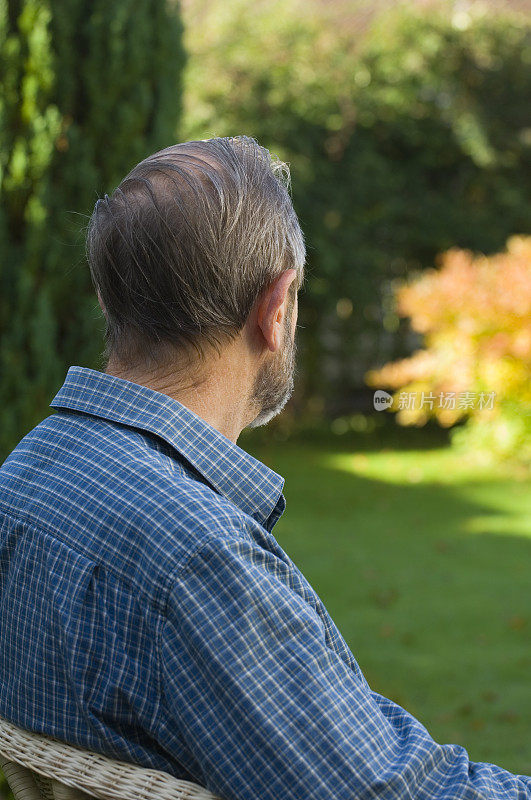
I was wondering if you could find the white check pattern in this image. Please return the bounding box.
[0,366,529,799]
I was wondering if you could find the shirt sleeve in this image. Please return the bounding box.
[158,532,531,800]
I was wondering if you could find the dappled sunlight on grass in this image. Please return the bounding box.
[321,447,528,486]
[462,512,531,539]
[319,446,531,540]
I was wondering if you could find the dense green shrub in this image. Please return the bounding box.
[183,0,531,415]
[0,0,185,459]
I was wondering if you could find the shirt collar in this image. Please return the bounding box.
[50,366,286,532]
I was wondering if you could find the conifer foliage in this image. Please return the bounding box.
[0,0,185,458]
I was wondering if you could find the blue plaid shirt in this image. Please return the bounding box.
[0,365,529,799]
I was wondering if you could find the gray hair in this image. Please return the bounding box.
[86,136,306,368]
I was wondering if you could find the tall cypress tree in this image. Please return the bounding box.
[0,0,185,459]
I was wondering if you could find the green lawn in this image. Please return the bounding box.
[242,427,531,776]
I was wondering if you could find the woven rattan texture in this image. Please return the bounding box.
[0,716,221,800]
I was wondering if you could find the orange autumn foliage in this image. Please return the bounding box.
[366,236,531,429]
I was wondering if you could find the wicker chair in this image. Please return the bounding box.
[0,716,220,800]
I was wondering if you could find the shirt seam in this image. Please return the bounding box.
[155,523,252,724]
[0,500,168,613]
[161,520,252,613]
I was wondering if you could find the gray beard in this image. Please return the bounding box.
[246,305,297,429]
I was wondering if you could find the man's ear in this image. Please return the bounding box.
[256,269,298,353]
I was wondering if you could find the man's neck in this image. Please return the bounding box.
[104,352,256,444]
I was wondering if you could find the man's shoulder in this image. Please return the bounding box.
[0,409,256,607]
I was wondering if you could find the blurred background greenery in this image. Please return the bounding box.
[1,0,530,789]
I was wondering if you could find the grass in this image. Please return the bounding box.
[242,426,531,776]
